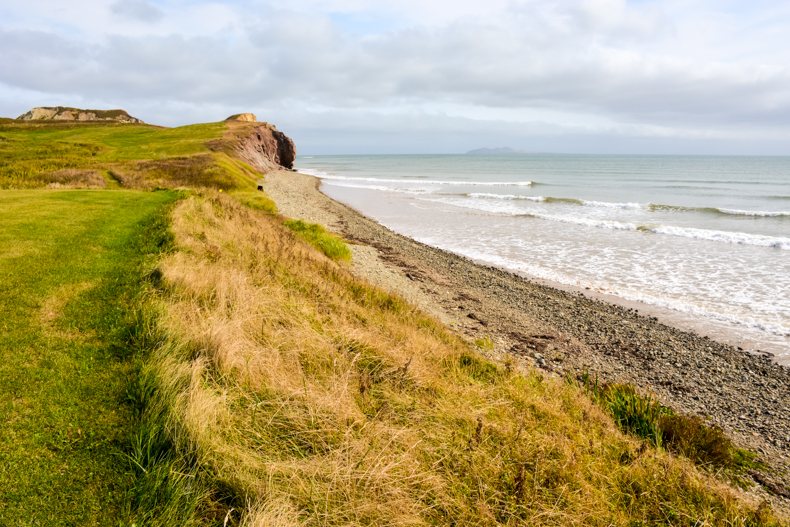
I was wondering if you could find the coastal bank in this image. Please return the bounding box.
[262,168,790,504]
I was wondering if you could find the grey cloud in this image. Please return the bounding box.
[3,17,789,131]
[2,2,790,154]
[111,0,164,22]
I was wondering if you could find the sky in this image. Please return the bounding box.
[1,0,790,154]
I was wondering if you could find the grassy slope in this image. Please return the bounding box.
[0,190,177,525]
[0,121,258,189]
[147,192,780,526]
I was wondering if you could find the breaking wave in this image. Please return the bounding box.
[439,198,790,250]
[465,192,788,217]
[515,212,790,249]
[648,204,790,217]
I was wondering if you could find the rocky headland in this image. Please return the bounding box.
[17,106,143,123]
[223,113,296,171]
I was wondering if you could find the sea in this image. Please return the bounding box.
[295,154,790,364]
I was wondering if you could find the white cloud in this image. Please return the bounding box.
[1,0,790,153]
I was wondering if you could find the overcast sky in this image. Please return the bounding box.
[2,0,790,154]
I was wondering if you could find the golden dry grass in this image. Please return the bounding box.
[43,168,107,188]
[147,191,780,526]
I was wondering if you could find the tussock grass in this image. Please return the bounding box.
[43,168,107,188]
[141,191,780,525]
[284,219,352,262]
[231,190,279,214]
[580,376,763,478]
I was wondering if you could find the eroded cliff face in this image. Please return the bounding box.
[230,122,296,172]
[17,106,143,123]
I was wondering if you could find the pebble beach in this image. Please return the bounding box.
[262,169,790,505]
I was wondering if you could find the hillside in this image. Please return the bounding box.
[0,115,784,526]
[17,106,144,123]
[0,115,295,189]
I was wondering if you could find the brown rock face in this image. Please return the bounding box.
[17,106,143,123]
[230,123,296,171]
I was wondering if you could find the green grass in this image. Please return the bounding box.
[0,189,178,525]
[579,376,762,477]
[232,190,279,214]
[0,121,233,189]
[283,219,352,262]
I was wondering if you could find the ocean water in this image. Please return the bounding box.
[296,154,790,363]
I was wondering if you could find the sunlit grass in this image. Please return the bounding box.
[0,121,235,189]
[138,191,780,525]
[284,218,353,262]
[0,189,177,525]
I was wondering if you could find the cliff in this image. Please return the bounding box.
[17,106,143,124]
[223,117,295,171]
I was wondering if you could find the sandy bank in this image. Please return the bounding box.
[262,169,790,503]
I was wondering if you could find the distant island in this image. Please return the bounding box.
[466,147,523,155]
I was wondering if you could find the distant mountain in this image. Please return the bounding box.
[466,147,522,155]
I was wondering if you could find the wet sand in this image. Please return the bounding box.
[262,169,790,505]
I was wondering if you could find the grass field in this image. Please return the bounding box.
[0,120,257,189]
[0,190,177,525]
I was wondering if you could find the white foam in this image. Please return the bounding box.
[327,182,432,195]
[718,208,790,217]
[427,197,790,250]
[595,283,790,338]
[297,168,331,178]
[413,239,586,290]
[468,192,546,202]
[458,193,790,217]
[468,193,641,209]
[523,212,638,231]
[647,225,790,250]
[300,171,533,187]
[415,238,790,340]
[582,199,643,209]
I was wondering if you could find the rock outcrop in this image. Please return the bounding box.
[17,106,143,123]
[228,121,296,171]
[225,113,257,122]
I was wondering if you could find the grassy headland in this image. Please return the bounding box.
[0,117,784,525]
[0,120,257,189]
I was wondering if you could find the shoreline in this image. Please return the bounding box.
[262,169,790,503]
[471,262,783,363]
[320,183,790,364]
